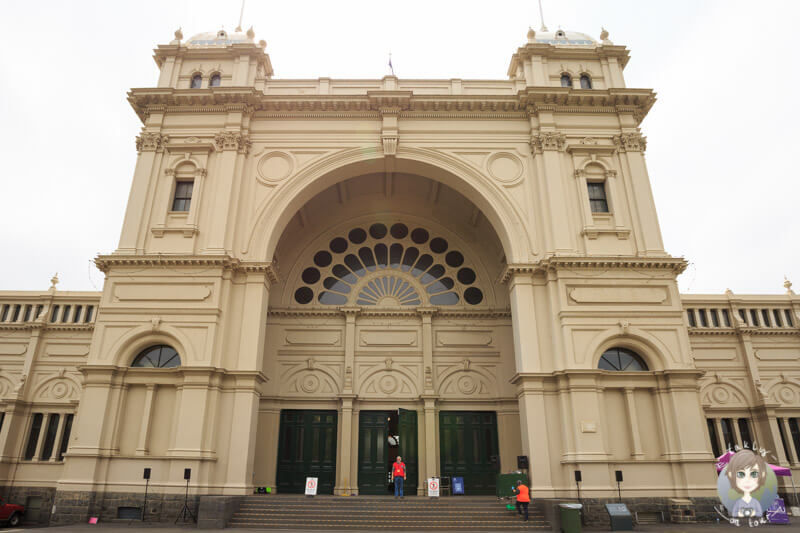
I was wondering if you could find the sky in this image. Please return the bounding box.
[0,0,797,294]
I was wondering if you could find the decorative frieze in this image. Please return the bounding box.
[214,131,252,155]
[613,132,647,152]
[135,132,169,153]
[530,131,566,153]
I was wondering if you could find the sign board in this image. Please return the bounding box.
[767,497,790,524]
[605,503,633,531]
[305,477,318,496]
[452,476,465,495]
[427,477,440,497]
[605,503,631,516]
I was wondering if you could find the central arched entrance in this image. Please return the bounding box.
[254,164,524,496]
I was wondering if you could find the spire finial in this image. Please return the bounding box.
[50,273,59,291]
[174,27,183,41]
[236,0,246,32]
[246,26,255,40]
[785,276,794,294]
[527,27,536,42]
[600,27,611,44]
[538,0,548,32]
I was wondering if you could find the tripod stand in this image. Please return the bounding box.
[175,477,196,524]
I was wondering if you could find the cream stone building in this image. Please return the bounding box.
[1,25,799,525]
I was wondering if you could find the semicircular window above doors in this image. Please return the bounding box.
[293,222,485,307]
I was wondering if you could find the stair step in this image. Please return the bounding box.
[228,496,550,531]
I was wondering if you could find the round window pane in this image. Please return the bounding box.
[464,287,483,305]
[599,348,648,371]
[457,268,476,285]
[389,243,404,268]
[330,237,348,254]
[401,247,419,271]
[314,251,332,267]
[369,223,388,239]
[411,228,429,244]
[390,223,408,239]
[349,228,367,244]
[445,251,464,267]
[430,237,448,254]
[294,287,314,304]
[302,267,321,284]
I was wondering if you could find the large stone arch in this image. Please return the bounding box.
[244,147,534,264]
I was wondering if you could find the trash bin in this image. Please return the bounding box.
[559,503,582,533]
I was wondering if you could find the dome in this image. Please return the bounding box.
[534,29,596,46]
[186,29,253,48]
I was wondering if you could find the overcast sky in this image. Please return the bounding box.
[1,0,797,294]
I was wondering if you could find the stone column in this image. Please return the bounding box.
[223,372,265,493]
[135,384,156,456]
[421,397,438,486]
[118,131,168,253]
[614,131,665,255]
[334,395,356,495]
[507,271,541,373]
[623,387,644,459]
[512,374,553,494]
[206,128,250,253]
[169,370,215,458]
[417,308,437,394]
[531,125,575,254]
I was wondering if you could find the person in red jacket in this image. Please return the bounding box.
[392,456,407,499]
[512,479,531,521]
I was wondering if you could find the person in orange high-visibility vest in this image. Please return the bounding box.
[392,456,407,499]
[512,479,530,521]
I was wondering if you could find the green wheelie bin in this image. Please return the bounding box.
[559,503,582,533]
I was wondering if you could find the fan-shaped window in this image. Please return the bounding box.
[294,222,484,307]
[598,347,648,371]
[560,74,572,88]
[209,73,221,87]
[580,74,592,89]
[190,74,203,88]
[131,345,181,368]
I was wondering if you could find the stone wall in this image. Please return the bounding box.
[0,486,56,525]
[47,489,200,526]
[540,496,721,530]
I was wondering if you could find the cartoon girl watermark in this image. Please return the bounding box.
[715,447,779,527]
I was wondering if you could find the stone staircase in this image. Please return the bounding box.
[228,494,551,530]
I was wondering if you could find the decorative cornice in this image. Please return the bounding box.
[530,131,566,153]
[500,255,688,283]
[267,307,511,319]
[94,254,278,284]
[135,132,169,153]
[127,87,656,124]
[613,132,647,152]
[214,131,252,154]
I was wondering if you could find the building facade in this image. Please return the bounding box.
[0,26,799,524]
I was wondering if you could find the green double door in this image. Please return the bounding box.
[276,410,337,494]
[439,411,499,495]
[358,410,418,494]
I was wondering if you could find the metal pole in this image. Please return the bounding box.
[790,471,799,508]
[142,478,149,521]
[617,481,622,503]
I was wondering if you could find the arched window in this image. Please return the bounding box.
[190,74,203,89]
[131,345,181,368]
[294,222,484,307]
[209,74,221,87]
[580,74,592,89]
[598,347,648,371]
[560,74,572,88]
